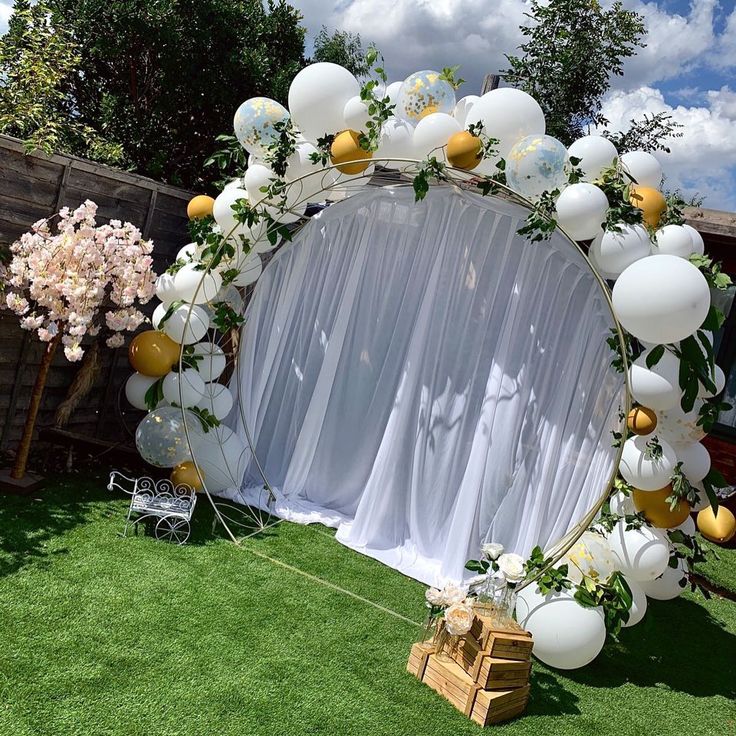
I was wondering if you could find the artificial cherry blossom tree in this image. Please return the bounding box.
[4,200,157,479]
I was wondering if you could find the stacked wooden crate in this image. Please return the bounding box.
[407,613,533,726]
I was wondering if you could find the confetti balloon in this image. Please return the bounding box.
[135,406,205,468]
[234,97,289,157]
[396,70,456,124]
[505,134,569,200]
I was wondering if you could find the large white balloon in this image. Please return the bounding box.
[190,425,250,493]
[675,441,711,482]
[554,183,609,241]
[288,63,359,141]
[608,522,670,582]
[135,406,205,468]
[515,585,606,670]
[162,304,209,345]
[621,578,647,627]
[162,368,206,408]
[657,399,707,445]
[619,434,677,491]
[682,224,705,256]
[375,117,416,167]
[465,88,545,160]
[611,255,711,344]
[197,382,234,421]
[654,225,694,259]
[505,134,569,200]
[453,95,479,127]
[567,135,618,182]
[173,263,222,305]
[213,187,249,238]
[412,112,462,162]
[192,342,226,383]
[589,224,650,277]
[619,151,663,188]
[628,347,682,411]
[639,558,687,600]
[125,372,158,411]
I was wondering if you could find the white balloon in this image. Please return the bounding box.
[223,177,244,191]
[162,368,206,408]
[609,490,635,516]
[675,441,711,482]
[619,151,663,188]
[621,578,648,627]
[385,81,403,107]
[176,243,198,262]
[231,251,262,287]
[691,482,709,512]
[155,272,179,307]
[515,585,606,670]
[244,164,277,205]
[554,183,609,241]
[639,558,687,600]
[331,164,375,199]
[288,62,359,141]
[190,425,250,493]
[152,302,168,331]
[412,112,462,162]
[464,88,545,161]
[125,372,158,411]
[657,399,707,445]
[608,522,670,582]
[162,304,209,345]
[699,364,725,398]
[628,347,682,411]
[682,224,705,255]
[285,141,329,203]
[619,434,677,491]
[611,255,711,345]
[197,382,234,421]
[654,225,694,259]
[192,342,227,382]
[453,95,480,127]
[213,187,249,238]
[589,224,650,277]
[672,515,696,536]
[375,117,416,167]
[567,135,618,182]
[173,263,222,305]
[343,95,371,131]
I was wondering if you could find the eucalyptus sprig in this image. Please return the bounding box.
[658,192,687,227]
[357,45,395,153]
[689,254,733,291]
[144,377,165,411]
[698,398,732,433]
[264,118,297,178]
[413,157,449,202]
[701,466,728,515]
[606,327,641,373]
[672,330,718,412]
[516,188,559,242]
[211,301,245,333]
[439,65,466,90]
[644,435,663,461]
[666,529,712,599]
[523,545,572,594]
[309,134,335,167]
[668,461,700,511]
[596,163,645,232]
[465,121,501,162]
[574,571,633,640]
[188,406,220,433]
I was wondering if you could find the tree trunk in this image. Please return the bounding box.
[11,334,61,479]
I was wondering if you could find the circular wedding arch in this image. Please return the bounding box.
[178,159,632,585]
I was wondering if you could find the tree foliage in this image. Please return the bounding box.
[0,0,124,165]
[312,26,369,78]
[503,0,646,145]
[604,112,683,154]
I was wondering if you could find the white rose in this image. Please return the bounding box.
[425,587,444,606]
[497,552,526,584]
[444,602,474,636]
[481,542,504,560]
[440,583,467,606]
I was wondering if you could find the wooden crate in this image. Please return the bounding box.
[469,614,534,661]
[474,656,532,690]
[408,646,530,727]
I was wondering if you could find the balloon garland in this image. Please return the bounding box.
[122,52,735,668]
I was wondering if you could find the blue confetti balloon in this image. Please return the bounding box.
[505,135,570,200]
[233,97,289,157]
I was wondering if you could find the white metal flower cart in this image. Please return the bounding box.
[107,471,196,544]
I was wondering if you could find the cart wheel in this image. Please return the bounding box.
[155,516,190,545]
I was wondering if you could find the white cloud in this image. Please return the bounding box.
[601,85,736,210]
[0,1,12,34]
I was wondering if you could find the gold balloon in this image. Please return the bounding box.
[330,130,373,175]
[632,485,691,529]
[171,461,205,492]
[187,195,215,220]
[446,131,482,171]
[697,505,736,544]
[627,406,657,436]
[629,186,666,229]
[128,330,180,377]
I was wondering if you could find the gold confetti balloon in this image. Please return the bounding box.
[233,97,289,157]
[395,70,456,124]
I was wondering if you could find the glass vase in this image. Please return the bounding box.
[432,621,456,663]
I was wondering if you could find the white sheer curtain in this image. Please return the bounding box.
[223,186,624,587]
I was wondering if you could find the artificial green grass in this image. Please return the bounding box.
[1,475,735,736]
[697,539,736,594]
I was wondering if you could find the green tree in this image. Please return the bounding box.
[503,0,646,145]
[43,0,305,188]
[312,26,369,78]
[0,0,124,164]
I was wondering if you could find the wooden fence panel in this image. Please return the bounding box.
[0,135,195,451]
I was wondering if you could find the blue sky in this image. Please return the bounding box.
[2,0,735,209]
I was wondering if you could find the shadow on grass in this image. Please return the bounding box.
[564,597,736,700]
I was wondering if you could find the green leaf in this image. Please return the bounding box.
[645,344,665,368]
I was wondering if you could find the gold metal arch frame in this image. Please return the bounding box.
[178,158,632,583]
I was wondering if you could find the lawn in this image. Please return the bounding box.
[1,475,735,736]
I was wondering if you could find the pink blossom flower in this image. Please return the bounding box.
[106,333,125,348]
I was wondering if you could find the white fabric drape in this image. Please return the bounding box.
[223,186,624,587]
